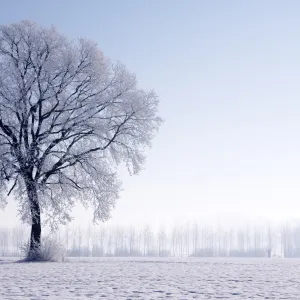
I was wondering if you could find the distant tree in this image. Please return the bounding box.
[183,222,190,255]
[253,226,262,253]
[192,223,199,254]
[0,21,162,259]
[143,225,153,256]
[128,226,136,256]
[115,227,127,256]
[266,224,274,258]
[106,229,113,256]
[237,230,245,253]
[0,227,8,256]
[91,226,106,257]
[157,226,168,256]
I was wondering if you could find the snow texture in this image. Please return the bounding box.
[0,257,299,299]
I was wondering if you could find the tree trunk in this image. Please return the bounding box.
[26,180,41,259]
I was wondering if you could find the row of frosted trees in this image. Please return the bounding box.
[1,223,300,258]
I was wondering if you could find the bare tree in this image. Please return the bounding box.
[266,224,275,258]
[0,21,162,259]
[143,225,154,256]
[106,228,113,256]
[192,223,199,255]
[115,227,127,256]
[183,222,190,256]
[157,226,168,256]
[128,226,136,256]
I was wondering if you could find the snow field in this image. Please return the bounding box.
[0,257,299,299]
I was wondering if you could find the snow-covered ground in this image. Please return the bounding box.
[0,257,299,299]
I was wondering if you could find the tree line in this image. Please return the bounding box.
[1,223,300,258]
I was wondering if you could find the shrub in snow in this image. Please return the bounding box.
[20,236,66,262]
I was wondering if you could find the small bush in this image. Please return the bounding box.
[20,236,66,262]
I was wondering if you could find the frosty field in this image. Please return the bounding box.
[1,257,300,299]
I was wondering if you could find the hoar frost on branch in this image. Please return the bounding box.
[0,20,162,256]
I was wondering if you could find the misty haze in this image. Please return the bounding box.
[1,1,300,299]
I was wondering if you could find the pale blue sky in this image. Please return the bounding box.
[1,0,300,227]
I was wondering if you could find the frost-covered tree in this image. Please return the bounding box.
[0,21,161,259]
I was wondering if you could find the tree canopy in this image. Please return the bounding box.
[0,20,162,247]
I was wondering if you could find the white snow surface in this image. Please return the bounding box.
[0,257,299,299]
